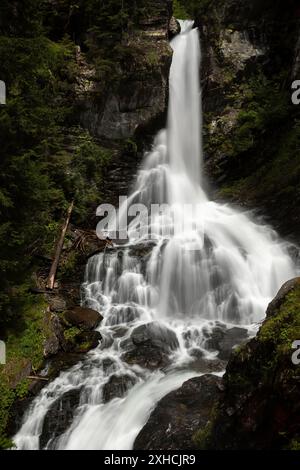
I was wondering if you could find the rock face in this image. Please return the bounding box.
[196,278,300,450]
[134,375,222,450]
[168,16,181,39]
[197,0,300,239]
[77,0,173,141]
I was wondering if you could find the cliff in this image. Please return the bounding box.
[184,0,300,240]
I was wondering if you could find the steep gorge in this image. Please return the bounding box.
[1,0,300,451]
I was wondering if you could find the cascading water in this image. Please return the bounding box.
[14,20,298,450]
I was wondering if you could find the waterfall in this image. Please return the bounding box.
[13,21,298,450]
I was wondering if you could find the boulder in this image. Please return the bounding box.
[122,322,179,370]
[123,345,170,371]
[131,322,179,352]
[102,374,136,403]
[190,357,227,374]
[73,330,102,353]
[266,277,300,317]
[63,306,103,330]
[134,375,222,450]
[205,324,249,360]
[40,388,82,449]
[49,296,67,313]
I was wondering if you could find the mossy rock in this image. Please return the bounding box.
[200,277,300,450]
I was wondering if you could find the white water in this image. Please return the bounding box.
[14,20,298,450]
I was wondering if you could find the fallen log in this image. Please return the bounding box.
[47,201,74,290]
[27,376,49,382]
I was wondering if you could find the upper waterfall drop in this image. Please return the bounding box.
[167,20,203,192]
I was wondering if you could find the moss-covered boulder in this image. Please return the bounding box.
[62,306,103,331]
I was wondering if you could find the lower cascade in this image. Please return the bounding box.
[14,21,298,450]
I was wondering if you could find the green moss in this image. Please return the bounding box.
[63,326,80,343]
[193,420,213,449]
[0,293,46,447]
[76,341,92,353]
[288,438,300,450]
[5,292,47,371]
[259,285,300,354]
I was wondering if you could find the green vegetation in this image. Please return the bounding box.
[259,283,300,356]
[176,0,214,19]
[63,326,81,343]
[193,420,213,449]
[173,0,189,20]
[0,294,46,448]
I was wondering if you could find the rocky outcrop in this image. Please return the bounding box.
[134,375,222,450]
[131,322,179,352]
[40,388,82,449]
[77,1,173,141]
[122,322,179,370]
[102,374,136,403]
[204,324,249,361]
[169,17,181,39]
[44,306,102,358]
[196,0,300,239]
[195,277,300,450]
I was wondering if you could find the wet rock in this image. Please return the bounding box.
[40,388,82,449]
[63,306,103,330]
[123,345,170,371]
[204,278,300,450]
[47,352,85,378]
[102,374,136,403]
[189,347,205,359]
[131,322,179,352]
[102,357,118,374]
[190,357,227,374]
[122,322,179,370]
[111,326,129,338]
[134,375,222,450]
[168,16,181,39]
[107,305,141,326]
[73,330,102,353]
[205,325,248,360]
[266,277,300,317]
[128,241,156,258]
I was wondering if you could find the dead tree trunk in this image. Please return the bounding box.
[47,200,74,290]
